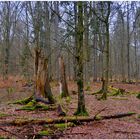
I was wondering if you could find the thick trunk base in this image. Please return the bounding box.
[74,106,88,116]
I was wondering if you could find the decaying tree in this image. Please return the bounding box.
[28,2,55,103]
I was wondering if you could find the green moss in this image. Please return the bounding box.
[136,93,140,99]
[35,104,49,110]
[12,96,33,105]
[108,87,125,96]
[111,97,128,100]
[74,108,89,116]
[0,112,11,118]
[26,100,36,106]
[54,122,75,130]
[92,89,103,95]
[18,102,55,111]
[95,115,102,120]
[127,112,136,115]
[85,85,91,91]
[38,130,52,136]
[65,96,71,103]
[19,105,36,111]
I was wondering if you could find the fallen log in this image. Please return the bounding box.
[3,112,136,126]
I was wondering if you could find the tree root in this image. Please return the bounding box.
[93,86,126,100]
[12,96,33,105]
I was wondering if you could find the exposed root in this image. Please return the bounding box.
[12,96,33,105]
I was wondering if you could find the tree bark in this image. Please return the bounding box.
[59,56,69,98]
[34,49,55,104]
[101,2,111,100]
[75,2,87,116]
[127,2,130,82]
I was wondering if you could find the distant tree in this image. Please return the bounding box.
[92,2,111,100]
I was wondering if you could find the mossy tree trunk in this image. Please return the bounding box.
[101,2,111,100]
[59,56,69,98]
[74,2,88,116]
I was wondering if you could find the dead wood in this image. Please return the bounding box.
[114,130,140,134]
[3,112,136,126]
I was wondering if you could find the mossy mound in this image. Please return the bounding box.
[94,86,126,99]
[12,96,33,105]
[108,86,125,96]
[54,122,75,130]
[18,100,56,111]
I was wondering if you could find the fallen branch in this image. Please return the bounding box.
[2,112,136,126]
[114,130,140,134]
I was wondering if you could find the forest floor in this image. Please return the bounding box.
[0,76,140,139]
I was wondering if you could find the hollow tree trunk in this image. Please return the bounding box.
[59,56,69,98]
[34,49,55,104]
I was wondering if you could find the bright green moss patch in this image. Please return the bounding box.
[12,96,33,105]
[127,112,136,115]
[18,102,56,111]
[65,96,71,103]
[38,130,53,136]
[35,104,49,110]
[19,105,36,111]
[26,100,36,106]
[54,122,75,130]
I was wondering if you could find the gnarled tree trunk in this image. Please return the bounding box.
[34,49,55,104]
